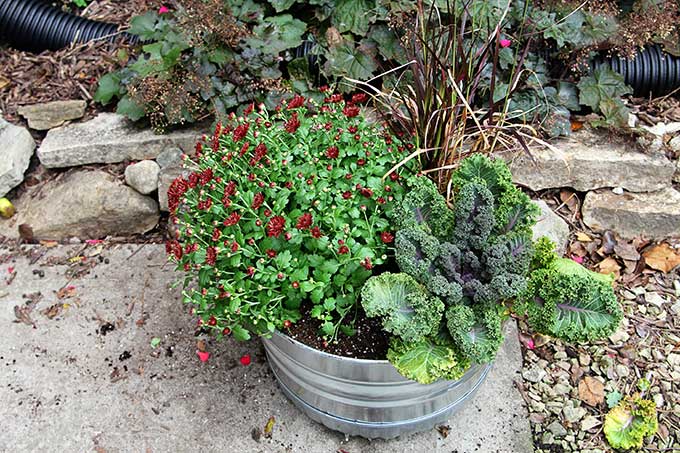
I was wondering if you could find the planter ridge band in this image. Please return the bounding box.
[263,330,491,439]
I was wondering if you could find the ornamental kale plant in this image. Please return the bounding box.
[360,154,622,384]
[166,93,417,340]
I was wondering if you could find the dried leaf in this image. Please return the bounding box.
[642,243,680,273]
[13,305,35,327]
[263,416,276,438]
[578,376,605,407]
[571,120,584,131]
[41,304,62,319]
[39,240,59,248]
[597,257,621,280]
[614,241,640,262]
[436,425,450,438]
[576,232,592,242]
[0,75,9,90]
[559,190,579,213]
[196,339,207,352]
[56,285,76,299]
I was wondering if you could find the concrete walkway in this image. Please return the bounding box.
[0,243,533,453]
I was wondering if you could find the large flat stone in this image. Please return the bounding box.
[37,113,203,168]
[507,130,674,192]
[583,188,680,239]
[0,119,35,197]
[0,244,533,453]
[532,200,570,256]
[17,100,86,130]
[17,170,159,240]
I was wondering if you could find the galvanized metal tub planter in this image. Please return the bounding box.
[262,330,492,439]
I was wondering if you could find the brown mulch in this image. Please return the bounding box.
[0,0,154,123]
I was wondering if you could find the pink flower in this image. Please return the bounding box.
[158,5,170,14]
[499,39,511,48]
[197,351,210,363]
[240,354,251,366]
[571,255,584,264]
[526,338,535,350]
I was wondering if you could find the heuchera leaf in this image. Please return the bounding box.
[360,273,444,342]
[387,336,468,385]
[604,396,658,450]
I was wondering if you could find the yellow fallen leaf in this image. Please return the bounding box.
[39,240,59,248]
[0,75,9,90]
[263,416,276,438]
[0,198,15,218]
[576,232,592,242]
[643,243,680,273]
[597,257,620,280]
[68,255,84,263]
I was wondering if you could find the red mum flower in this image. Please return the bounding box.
[165,240,182,260]
[252,192,264,210]
[343,105,360,118]
[357,158,366,166]
[233,123,250,142]
[292,281,300,288]
[231,241,239,252]
[264,209,272,217]
[223,212,241,227]
[287,95,305,109]
[342,191,352,199]
[338,245,350,255]
[360,256,373,270]
[198,198,212,210]
[195,142,203,154]
[224,181,237,197]
[360,187,373,198]
[351,93,368,104]
[239,141,250,157]
[348,126,358,134]
[381,231,394,243]
[377,197,386,204]
[266,249,277,258]
[212,228,222,242]
[167,177,188,214]
[244,103,254,115]
[390,172,400,181]
[284,113,301,133]
[325,94,343,103]
[250,143,268,166]
[267,216,286,237]
[188,172,199,188]
[326,146,339,159]
[246,266,255,276]
[208,316,217,326]
[310,226,322,238]
[296,212,313,230]
[206,246,217,265]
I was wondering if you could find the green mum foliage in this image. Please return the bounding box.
[393,177,454,239]
[518,257,622,342]
[387,335,469,385]
[360,273,444,343]
[445,304,504,364]
[604,396,658,450]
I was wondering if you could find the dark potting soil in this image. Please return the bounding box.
[284,303,390,360]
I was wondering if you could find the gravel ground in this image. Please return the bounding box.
[518,237,680,452]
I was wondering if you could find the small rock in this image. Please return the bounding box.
[642,121,680,136]
[523,366,547,383]
[669,135,680,152]
[580,415,601,431]
[546,420,567,437]
[583,188,680,240]
[615,364,630,378]
[541,432,555,445]
[554,351,568,360]
[653,393,665,408]
[554,383,571,396]
[668,353,680,369]
[156,146,184,169]
[562,404,587,423]
[645,292,666,307]
[608,328,630,344]
[532,200,570,256]
[17,100,86,130]
[125,160,160,195]
[612,187,624,195]
[579,354,591,367]
[0,118,35,197]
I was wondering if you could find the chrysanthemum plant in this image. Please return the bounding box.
[166,93,417,340]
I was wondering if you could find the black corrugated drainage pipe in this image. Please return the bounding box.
[0,0,125,52]
[599,45,680,97]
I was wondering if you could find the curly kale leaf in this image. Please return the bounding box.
[604,396,658,450]
[445,304,504,364]
[387,335,469,385]
[395,227,441,282]
[518,258,622,342]
[450,154,514,199]
[531,236,559,270]
[451,181,496,250]
[484,233,534,278]
[361,273,444,343]
[393,177,454,239]
[495,188,540,236]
